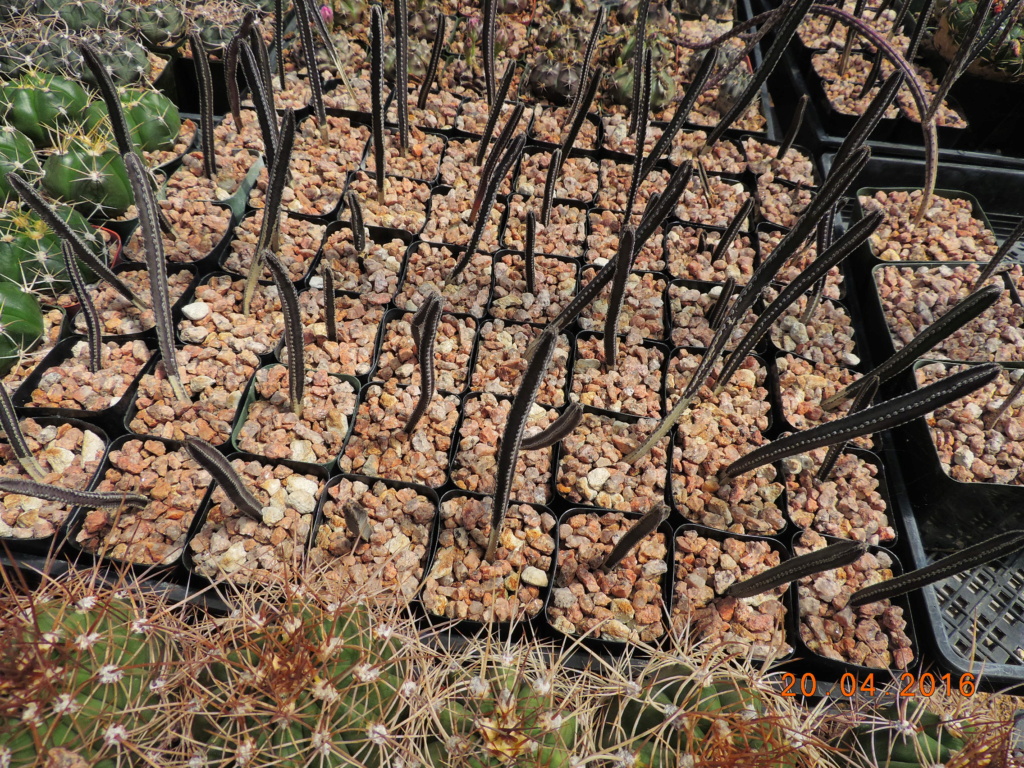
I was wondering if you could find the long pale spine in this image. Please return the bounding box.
[815,374,879,482]
[323,262,337,343]
[124,152,188,404]
[189,33,217,180]
[475,62,516,166]
[264,250,304,415]
[185,437,264,522]
[0,478,148,509]
[725,539,865,598]
[394,0,410,153]
[0,384,46,481]
[417,12,446,110]
[850,529,1024,607]
[603,226,636,369]
[524,209,537,294]
[520,401,581,451]
[404,291,443,433]
[485,327,558,562]
[712,210,881,396]
[7,173,146,313]
[722,363,1001,480]
[601,504,669,573]
[294,0,328,140]
[62,241,102,374]
[370,4,386,204]
[471,102,524,224]
[245,108,296,315]
[822,284,1001,410]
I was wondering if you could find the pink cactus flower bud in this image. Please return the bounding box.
[320,4,333,25]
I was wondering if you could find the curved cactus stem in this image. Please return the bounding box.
[815,374,878,482]
[520,401,582,451]
[294,0,328,141]
[776,94,807,163]
[822,283,1002,411]
[404,290,443,434]
[603,226,636,370]
[707,277,736,332]
[244,108,296,316]
[225,11,257,129]
[850,529,1024,607]
[970,216,1024,294]
[721,363,1001,480]
[485,326,559,563]
[0,384,45,481]
[241,40,279,170]
[726,539,866,598]
[472,102,524,224]
[393,0,410,153]
[475,62,517,166]
[0,478,149,510]
[628,0,652,136]
[322,261,337,343]
[482,0,496,105]
[600,503,669,573]
[125,152,188,404]
[189,33,217,180]
[62,241,102,374]
[185,437,264,523]
[370,4,386,204]
[524,209,537,294]
[418,12,447,110]
[6,173,146,313]
[264,250,304,415]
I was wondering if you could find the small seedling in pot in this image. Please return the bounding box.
[322,261,338,343]
[725,538,866,598]
[565,6,606,130]
[345,189,366,256]
[628,0,651,136]
[520,401,582,451]
[622,50,651,223]
[815,374,879,482]
[523,209,538,294]
[293,0,328,140]
[983,370,1024,431]
[0,476,148,510]
[184,436,264,523]
[850,529,1024,606]
[552,65,602,187]
[706,277,736,332]
[417,12,447,111]
[603,226,636,369]
[471,102,524,225]
[189,33,217,181]
[240,39,279,169]
[836,0,869,76]
[264,249,304,415]
[774,94,807,165]
[404,289,443,434]
[224,11,258,129]
[721,363,1001,480]
[0,381,45,481]
[61,240,101,373]
[370,3,386,203]
[600,503,669,573]
[481,0,496,105]
[344,499,374,542]
[392,0,410,153]
[124,151,188,404]
[540,146,560,227]
[474,62,517,167]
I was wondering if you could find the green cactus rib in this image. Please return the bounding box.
[970,215,1024,293]
[703,0,815,149]
[823,284,1002,411]
[6,173,146,313]
[776,94,807,163]
[345,189,366,255]
[850,529,1024,607]
[603,225,636,369]
[449,134,526,285]
[815,374,878,482]
[404,290,443,434]
[344,499,374,541]
[61,240,101,374]
[520,401,582,451]
[641,49,716,183]
[524,209,537,294]
[370,3,386,204]
[244,107,296,316]
[540,146,560,227]
[623,50,652,223]
[418,11,447,110]
[0,477,149,509]
[264,250,304,416]
[241,40,279,170]
[294,0,327,141]
[124,151,189,404]
[624,148,871,464]
[628,0,652,136]
[224,11,257,129]
[189,33,217,180]
[323,261,337,343]
[393,0,410,153]
[567,6,606,129]
[184,437,264,523]
[721,363,1001,480]
[486,326,559,563]
[601,503,669,573]
[474,62,517,166]
[473,102,525,224]
[482,0,496,105]
[706,277,736,332]
[0,382,45,481]
[712,210,881,396]
[725,539,866,599]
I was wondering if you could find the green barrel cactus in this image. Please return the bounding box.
[0,71,89,148]
[42,136,133,219]
[76,29,151,86]
[84,88,182,153]
[838,699,970,768]
[935,0,1024,82]
[0,280,44,376]
[34,0,112,32]
[0,125,41,203]
[0,203,102,295]
[115,0,188,48]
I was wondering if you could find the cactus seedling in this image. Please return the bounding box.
[474,61,517,167]
[344,499,374,542]
[628,0,652,136]
[726,539,865,599]
[189,33,217,180]
[264,249,304,415]
[0,381,45,481]
[370,3,386,204]
[523,209,537,294]
[0,476,148,509]
[225,11,258,129]
[471,101,524,224]
[603,225,636,369]
[294,0,328,140]
[61,240,101,373]
[519,401,582,451]
[815,374,879,482]
[706,277,736,332]
[241,39,279,169]
[983,370,1024,431]
[969,215,1024,293]
[600,503,670,573]
[323,261,338,343]
[417,11,446,110]
[345,188,366,255]
[184,436,263,523]
[404,290,443,434]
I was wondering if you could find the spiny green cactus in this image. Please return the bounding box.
[0,125,41,203]
[839,699,970,767]
[34,0,112,32]
[0,71,89,148]
[76,28,150,86]
[83,87,182,153]
[0,280,44,376]
[41,134,133,219]
[935,0,1024,82]
[0,202,101,295]
[116,0,188,48]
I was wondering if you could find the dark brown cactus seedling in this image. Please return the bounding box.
[404,290,444,434]
[519,402,582,451]
[370,3,386,204]
[471,101,524,224]
[726,539,866,598]
[475,61,517,167]
[0,383,45,481]
[189,32,217,180]
[61,241,101,374]
[815,374,878,482]
[184,437,264,523]
[264,249,305,416]
[600,503,669,573]
[417,12,447,111]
